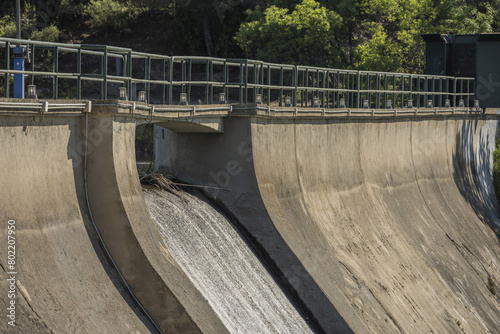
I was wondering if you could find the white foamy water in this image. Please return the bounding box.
[143,187,314,334]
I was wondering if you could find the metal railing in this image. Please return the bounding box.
[0,38,476,108]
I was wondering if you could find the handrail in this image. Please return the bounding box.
[0,37,476,108]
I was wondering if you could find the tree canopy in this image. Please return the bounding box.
[2,0,500,73]
[236,0,500,72]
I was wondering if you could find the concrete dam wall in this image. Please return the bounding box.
[0,109,232,333]
[157,113,500,333]
[1,100,500,333]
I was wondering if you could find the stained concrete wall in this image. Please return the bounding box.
[158,115,500,333]
[0,115,154,333]
[0,111,230,334]
[85,114,229,334]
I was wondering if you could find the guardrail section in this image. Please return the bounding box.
[0,38,476,108]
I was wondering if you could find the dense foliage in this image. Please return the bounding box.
[1,0,500,72]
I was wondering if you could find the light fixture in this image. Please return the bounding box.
[363,99,369,109]
[427,99,433,108]
[338,98,346,108]
[26,84,37,99]
[255,93,262,104]
[138,90,146,102]
[407,100,413,108]
[284,96,291,107]
[385,99,392,109]
[180,92,188,105]
[219,92,226,104]
[458,99,465,108]
[313,97,320,108]
[119,87,127,100]
[444,99,451,108]
[474,99,480,110]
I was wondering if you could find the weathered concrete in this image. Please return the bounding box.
[158,113,500,333]
[0,115,155,333]
[85,113,229,334]
[0,103,231,333]
[1,98,499,333]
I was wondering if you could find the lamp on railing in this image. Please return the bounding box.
[138,90,146,102]
[407,100,413,108]
[26,84,37,99]
[363,100,369,109]
[255,93,262,104]
[474,99,480,110]
[313,97,320,108]
[219,92,226,104]
[426,99,433,108]
[180,92,188,105]
[458,99,465,108]
[284,96,292,107]
[338,98,346,108]
[385,99,392,109]
[444,99,451,108]
[119,87,128,101]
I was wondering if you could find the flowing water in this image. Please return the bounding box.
[143,187,314,334]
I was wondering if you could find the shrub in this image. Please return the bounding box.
[31,25,61,42]
[84,0,143,33]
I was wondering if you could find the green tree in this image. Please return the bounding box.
[352,0,435,72]
[235,0,344,66]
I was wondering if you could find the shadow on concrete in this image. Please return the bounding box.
[453,119,500,240]
[66,122,159,334]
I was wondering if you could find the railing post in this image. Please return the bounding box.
[168,57,173,105]
[356,72,361,108]
[29,44,35,86]
[293,66,298,107]
[181,59,186,97]
[267,65,271,106]
[53,46,58,99]
[4,41,10,98]
[223,60,227,104]
[187,59,192,103]
[239,62,243,104]
[127,51,133,102]
[205,60,210,104]
[77,47,82,99]
[279,66,283,107]
[323,70,328,108]
[408,75,413,108]
[160,58,166,104]
[259,63,269,101]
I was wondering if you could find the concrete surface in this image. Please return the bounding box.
[0,115,155,333]
[84,112,230,334]
[158,114,500,333]
[1,98,499,333]
[0,108,230,333]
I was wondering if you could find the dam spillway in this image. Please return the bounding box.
[0,100,500,333]
[143,187,314,333]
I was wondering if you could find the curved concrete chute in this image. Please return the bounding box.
[84,114,229,334]
[0,110,230,333]
[251,117,500,333]
[0,115,156,333]
[158,114,500,333]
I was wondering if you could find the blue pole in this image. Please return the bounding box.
[13,47,25,99]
